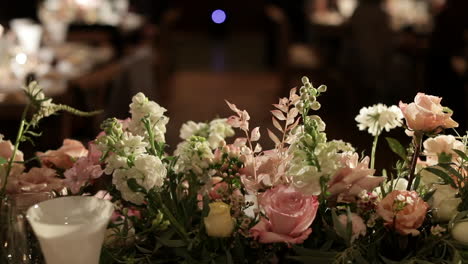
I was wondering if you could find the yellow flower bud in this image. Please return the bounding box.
[204,202,234,238]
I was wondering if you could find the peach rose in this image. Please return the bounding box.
[377,190,429,236]
[250,185,319,244]
[328,153,384,202]
[9,167,64,193]
[0,139,25,191]
[0,139,24,162]
[37,139,88,169]
[336,213,367,242]
[399,93,458,132]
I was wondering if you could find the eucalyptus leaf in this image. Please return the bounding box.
[438,163,464,182]
[386,137,407,160]
[424,167,457,188]
[453,149,468,161]
[423,189,436,202]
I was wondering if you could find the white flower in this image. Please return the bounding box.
[452,222,468,244]
[289,137,354,195]
[104,154,129,175]
[115,132,148,156]
[128,92,169,142]
[179,121,207,139]
[355,104,403,136]
[375,178,408,196]
[179,119,234,149]
[423,135,465,166]
[112,154,167,205]
[174,136,214,174]
[431,184,460,222]
[207,118,234,149]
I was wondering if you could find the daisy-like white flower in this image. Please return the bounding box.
[355,104,403,136]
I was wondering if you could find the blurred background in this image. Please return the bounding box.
[0,0,466,170]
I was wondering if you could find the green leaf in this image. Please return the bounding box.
[156,237,187,248]
[0,157,7,165]
[438,163,465,182]
[424,167,457,188]
[287,256,335,263]
[413,173,421,190]
[291,246,338,258]
[386,137,407,160]
[127,178,147,194]
[438,152,453,164]
[423,189,436,202]
[202,195,210,218]
[453,149,468,161]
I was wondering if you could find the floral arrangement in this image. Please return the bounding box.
[1,77,467,263]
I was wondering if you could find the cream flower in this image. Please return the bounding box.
[423,135,465,166]
[355,104,403,136]
[128,92,169,142]
[179,121,207,140]
[112,154,167,205]
[431,184,460,222]
[289,137,354,195]
[174,136,214,174]
[207,118,234,149]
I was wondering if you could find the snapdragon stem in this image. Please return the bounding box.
[406,132,423,191]
[370,134,379,170]
[0,104,30,195]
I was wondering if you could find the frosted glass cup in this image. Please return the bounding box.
[26,196,113,264]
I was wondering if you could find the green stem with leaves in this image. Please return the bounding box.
[370,134,379,170]
[406,131,423,191]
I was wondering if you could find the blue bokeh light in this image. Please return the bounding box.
[211,9,226,24]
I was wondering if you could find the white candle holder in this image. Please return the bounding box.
[26,196,114,264]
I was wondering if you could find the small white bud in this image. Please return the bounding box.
[311,101,321,111]
[318,85,327,93]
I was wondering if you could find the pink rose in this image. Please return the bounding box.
[37,139,88,169]
[328,153,384,202]
[336,213,366,242]
[250,185,319,244]
[376,190,429,236]
[9,167,64,193]
[209,177,229,200]
[399,93,458,132]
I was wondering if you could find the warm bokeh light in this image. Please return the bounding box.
[15,53,27,65]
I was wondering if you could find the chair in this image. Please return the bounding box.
[265,4,322,92]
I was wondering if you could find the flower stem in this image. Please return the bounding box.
[406,132,423,191]
[370,134,379,170]
[0,104,30,195]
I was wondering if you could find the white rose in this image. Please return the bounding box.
[431,184,460,222]
[452,221,468,244]
[375,178,408,196]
